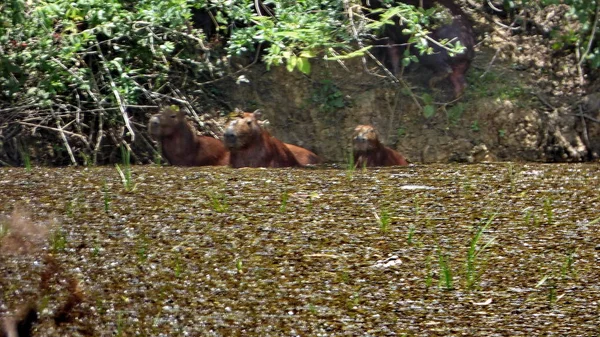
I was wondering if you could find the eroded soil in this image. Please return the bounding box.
[1,163,599,336]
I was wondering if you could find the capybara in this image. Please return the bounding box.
[284,143,321,166]
[148,106,229,166]
[353,125,409,167]
[364,0,475,97]
[223,111,301,168]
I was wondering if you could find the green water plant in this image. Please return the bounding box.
[561,249,577,278]
[465,214,496,290]
[173,256,184,278]
[115,145,137,192]
[506,163,517,193]
[208,192,229,213]
[19,145,31,171]
[137,236,148,262]
[102,178,111,214]
[438,248,453,291]
[407,225,416,245]
[345,150,356,180]
[50,228,67,253]
[116,311,125,337]
[425,253,434,288]
[413,196,422,216]
[374,208,391,233]
[279,190,289,213]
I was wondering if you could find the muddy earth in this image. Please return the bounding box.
[1,163,599,335]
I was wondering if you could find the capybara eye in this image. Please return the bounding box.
[246,120,252,126]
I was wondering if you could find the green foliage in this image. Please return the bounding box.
[446,103,465,126]
[407,225,415,244]
[311,80,347,114]
[208,191,229,213]
[465,214,496,290]
[279,190,289,213]
[1,0,599,165]
[50,228,67,252]
[115,146,137,192]
[102,178,111,214]
[375,208,391,233]
[19,144,32,171]
[437,248,453,291]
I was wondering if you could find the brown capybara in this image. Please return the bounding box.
[284,143,321,166]
[148,106,229,166]
[363,0,475,97]
[223,111,300,168]
[353,125,408,167]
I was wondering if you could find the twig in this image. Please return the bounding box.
[486,0,503,13]
[566,113,600,123]
[0,104,43,113]
[480,48,500,79]
[194,46,264,86]
[132,21,208,51]
[50,107,77,166]
[578,0,599,67]
[346,2,370,73]
[93,111,104,165]
[17,122,87,141]
[493,19,521,31]
[94,41,135,142]
[534,92,556,111]
[578,104,591,152]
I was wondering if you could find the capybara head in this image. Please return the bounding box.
[223,110,263,150]
[148,106,186,139]
[353,125,380,152]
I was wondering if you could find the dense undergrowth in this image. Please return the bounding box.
[0,0,598,166]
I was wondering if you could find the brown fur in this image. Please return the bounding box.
[352,125,409,167]
[223,111,300,168]
[148,106,229,166]
[284,143,321,165]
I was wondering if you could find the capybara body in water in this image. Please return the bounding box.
[364,0,475,97]
[223,111,301,168]
[148,106,229,166]
[353,125,409,167]
[284,143,321,166]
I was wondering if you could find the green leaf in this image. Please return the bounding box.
[423,105,435,118]
[300,50,315,58]
[324,46,372,61]
[286,55,297,72]
[421,93,433,105]
[297,57,311,75]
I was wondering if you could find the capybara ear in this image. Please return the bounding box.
[252,109,262,120]
[354,125,363,132]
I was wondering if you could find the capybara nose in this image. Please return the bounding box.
[224,132,236,142]
[354,135,365,142]
[150,116,159,127]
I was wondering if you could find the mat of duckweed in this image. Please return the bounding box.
[1,163,599,336]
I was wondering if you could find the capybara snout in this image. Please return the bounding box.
[352,125,378,152]
[148,116,161,137]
